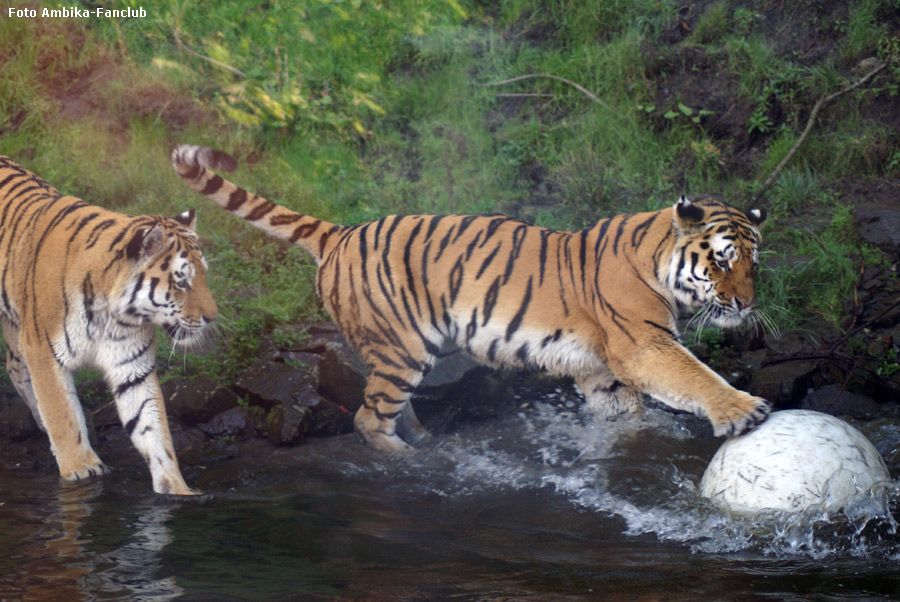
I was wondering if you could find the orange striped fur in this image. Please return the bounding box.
[173,145,770,451]
[0,156,216,493]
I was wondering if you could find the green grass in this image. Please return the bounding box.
[1,0,898,385]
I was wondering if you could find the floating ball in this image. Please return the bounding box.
[699,410,890,514]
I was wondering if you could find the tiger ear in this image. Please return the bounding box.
[174,208,196,230]
[126,225,165,261]
[673,195,705,230]
[745,207,766,227]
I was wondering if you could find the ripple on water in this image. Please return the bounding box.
[351,391,900,560]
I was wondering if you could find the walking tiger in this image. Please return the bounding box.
[0,156,216,494]
[172,144,770,452]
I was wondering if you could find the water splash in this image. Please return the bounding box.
[375,387,900,559]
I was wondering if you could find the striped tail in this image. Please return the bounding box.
[170,144,337,263]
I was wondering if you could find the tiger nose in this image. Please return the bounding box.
[736,297,755,311]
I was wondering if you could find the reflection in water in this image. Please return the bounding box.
[0,475,181,601]
[81,502,181,599]
[0,388,898,600]
[13,479,100,602]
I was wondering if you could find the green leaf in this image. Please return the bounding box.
[677,102,693,116]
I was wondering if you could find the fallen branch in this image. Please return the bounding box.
[480,73,609,109]
[173,29,246,78]
[750,59,891,204]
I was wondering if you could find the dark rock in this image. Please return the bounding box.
[749,359,817,407]
[163,376,241,424]
[267,402,312,446]
[854,204,900,248]
[91,401,121,431]
[318,346,367,412]
[0,394,38,441]
[281,351,322,370]
[860,417,900,470]
[764,330,808,356]
[235,359,321,410]
[801,384,881,419]
[419,351,481,390]
[198,406,262,439]
[298,322,349,352]
[724,327,763,353]
[172,426,207,452]
[307,399,354,437]
[173,427,239,466]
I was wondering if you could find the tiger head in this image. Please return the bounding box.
[119,209,218,347]
[665,195,766,328]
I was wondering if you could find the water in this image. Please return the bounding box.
[2,388,900,601]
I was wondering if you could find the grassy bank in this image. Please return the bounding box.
[1,0,898,383]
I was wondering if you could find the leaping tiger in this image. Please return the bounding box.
[172,144,770,452]
[0,156,217,494]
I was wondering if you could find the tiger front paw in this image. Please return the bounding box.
[61,460,111,483]
[710,394,771,437]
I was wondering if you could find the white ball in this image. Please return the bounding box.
[699,410,890,514]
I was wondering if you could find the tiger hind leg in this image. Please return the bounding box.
[354,364,430,452]
[576,368,644,420]
[396,400,431,447]
[2,318,44,431]
[22,346,109,482]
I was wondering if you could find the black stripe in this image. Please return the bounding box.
[631,213,658,247]
[200,174,223,195]
[644,320,677,338]
[372,371,416,393]
[453,215,479,242]
[270,213,302,226]
[505,276,533,341]
[612,215,630,255]
[403,219,423,317]
[124,398,152,436]
[448,256,464,305]
[476,242,501,280]
[289,219,321,242]
[482,276,501,325]
[227,188,247,210]
[381,216,402,294]
[246,201,276,221]
[538,230,551,286]
[465,307,478,342]
[117,368,154,396]
[515,343,530,364]
[434,223,456,262]
[541,329,563,347]
[487,338,499,362]
[502,224,528,285]
[426,214,445,238]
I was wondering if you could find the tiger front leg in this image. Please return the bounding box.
[111,378,195,495]
[23,348,109,482]
[102,344,195,495]
[614,339,770,437]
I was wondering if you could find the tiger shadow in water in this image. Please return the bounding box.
[173,145,771,453]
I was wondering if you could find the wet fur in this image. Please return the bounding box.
[173,145,770,452]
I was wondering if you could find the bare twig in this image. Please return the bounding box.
[173,29,246,78]
[751,59,891,204]
[480,73,609,109]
